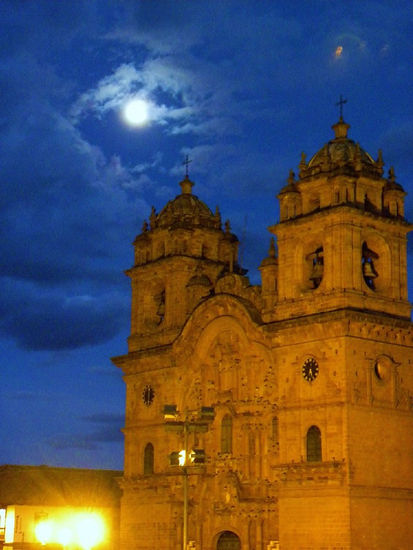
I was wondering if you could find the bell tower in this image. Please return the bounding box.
[270,117,411,322]
[265,117,413,549]
[127,175,241,352]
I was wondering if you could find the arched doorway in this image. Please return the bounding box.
[216,531,241,550]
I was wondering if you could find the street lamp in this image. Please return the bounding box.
[164,405,214,550]
[74,512,105,550]
[35,520,53,546]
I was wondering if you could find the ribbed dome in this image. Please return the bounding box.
[153,177,221,230]
[299,118,383,180]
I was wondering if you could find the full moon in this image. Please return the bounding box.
[123,99,149,126]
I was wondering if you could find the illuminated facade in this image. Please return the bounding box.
[113,118,413,550]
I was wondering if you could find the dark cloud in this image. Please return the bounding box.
[6,390,53,401]
[0,280,128,350]
[48,412,124,451]
[82,413,124,424]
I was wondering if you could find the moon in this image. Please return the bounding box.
[123,99,149,126]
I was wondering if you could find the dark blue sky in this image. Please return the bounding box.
[1,1,412,470]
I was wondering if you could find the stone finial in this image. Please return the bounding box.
[224,219,231,233]
[388,166,396,184]
[269,237,276,258]
[142,220,148,232]
[214,206,222,227]
[288,169,295,185]
[376,149,384,167]
[179,175,194,194]
[376,149,384,176]
[149,206,157,229]
[299,152,307,177]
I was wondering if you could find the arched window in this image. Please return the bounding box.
[221,414,232,453]
[143,443,154,474]
[306,426,322,462]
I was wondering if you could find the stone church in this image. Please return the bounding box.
[112,117,413,550]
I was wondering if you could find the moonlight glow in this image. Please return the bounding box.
[123,99,149,126]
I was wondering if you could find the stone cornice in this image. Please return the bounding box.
[272,203,412,232]
[263,307,413,341]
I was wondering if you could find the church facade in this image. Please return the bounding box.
[112,118,413,550]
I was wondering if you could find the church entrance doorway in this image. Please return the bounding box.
[216,531,241,550]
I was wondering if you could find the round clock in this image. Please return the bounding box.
[302,358,319,382]
[142,384,155,406]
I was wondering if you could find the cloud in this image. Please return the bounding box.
[82,413,124,424]
[6,390,53,401]
[48,435,99,451]
[70,59,207,134]
[0,280,128,350]
[48,412,124,451]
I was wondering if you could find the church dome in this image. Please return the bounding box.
[299,118,384,180]
[152,176,221,230]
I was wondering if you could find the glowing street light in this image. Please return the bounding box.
[74,512,105,550]
[35,512,105,550]
[35,520,53,545]
[56,525,72,548]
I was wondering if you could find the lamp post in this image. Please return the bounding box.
[164,405,214,550]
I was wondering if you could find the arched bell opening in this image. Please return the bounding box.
[307,246,324,289]
[142,279,165,328]
[361,241,378,290]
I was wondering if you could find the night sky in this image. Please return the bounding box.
[1,1,412,470]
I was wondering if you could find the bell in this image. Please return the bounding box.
[363,261,377,278]
[157,301,165,316]
[309,261,324,281]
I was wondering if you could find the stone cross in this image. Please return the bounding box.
[336,94,347,119]
[183,155,192,178]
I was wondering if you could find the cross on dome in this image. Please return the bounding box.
[336,94,347,120]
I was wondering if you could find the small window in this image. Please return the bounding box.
[144,443,154,474]
[306,425,322,462]
[221,414,232,453]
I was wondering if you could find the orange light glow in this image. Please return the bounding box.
[74,512,105,550]
[35,520,53,545]
[335,46,343,57]
[56,525,73,546]
[34,511,105,549]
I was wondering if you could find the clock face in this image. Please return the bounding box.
[302,358,319,382]
[142,385,155,406]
